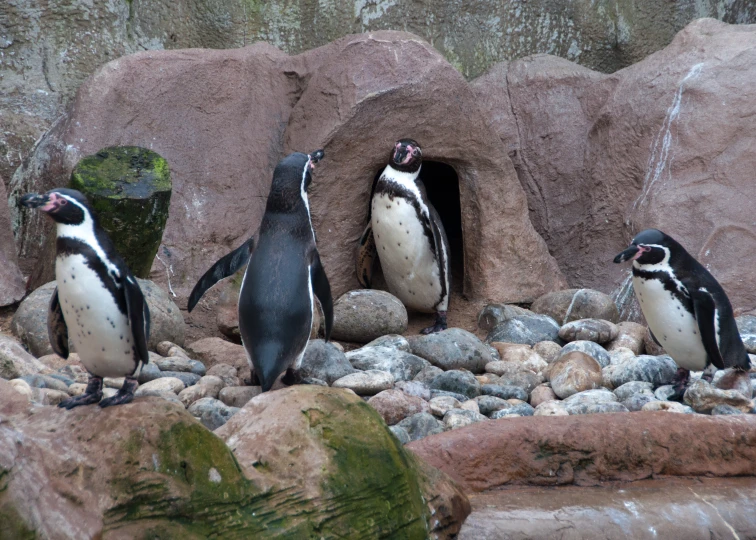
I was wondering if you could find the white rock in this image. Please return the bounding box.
[429,396,462,417]
[331,370,394,395]
[9,379,32,401]
[135,377,185,396]
[534,401,569,416]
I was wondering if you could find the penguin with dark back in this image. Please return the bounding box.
[20,188,150,408]
[614,229,750,399]
[188,150,332,392]
[356,139,451,334]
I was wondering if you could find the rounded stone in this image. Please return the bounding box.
[549,352,603,399]
[443,409,488,430]
[558,319,619,344]
[621,392,656,412]
[534,401,569,416]
[159,371,200,387]
[429,370,481,399]
[196,375,225,397]
[206,364,240,387]
[135,377,185,395]
[413,365,444,385]
[346,346,429,382]
[562,388,619,414]
[486,314,560,345]
[683,379,754,413]
[641,401,694,413]
[429,395,463,417]
[480,384,529,401]
[300,339,356,384]
[367,389,431,425]
[530,289,619,325]
[530,385,557,407]
[178,384,214,408]
[394,380,431,401]
[613,381,655,402]
[559,341,610,368]
[331,290,408,343]
[473,395,512,416]
[606,322,647,355]
[712,404,745,415]
[408,328,494,373]
[477,304,535,331]
[218,386,263,408]
[606,355,678,388]
[137,361,162,384]
[365,334,411,352]
[331,370,395,395]
[389,425,411,445]
[70,146,171,278]
[395,412,444,441]
[533,341,563,364]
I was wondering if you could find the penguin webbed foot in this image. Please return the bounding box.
[98,377,138,408]
[420,312,448,335]
[59,376,103,409]
[281,367,303,386]
[669,367,691,402]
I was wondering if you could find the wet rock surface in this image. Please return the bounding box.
[459,478,756,540]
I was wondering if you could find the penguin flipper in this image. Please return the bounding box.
[648,329,662,347]
[311,250,333,341]
[188,236,256,312]
[356,223,377,288]
[689,286,726,370]
[47,287,69,359]
[124,275,150,364]
[428,203,451,310]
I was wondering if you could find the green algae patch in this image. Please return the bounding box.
[70,146,171,278]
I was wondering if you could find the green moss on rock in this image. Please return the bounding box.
[70,146,171,278]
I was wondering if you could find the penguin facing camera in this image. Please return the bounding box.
[357,139,451,334]
[614,228,750,399]
[20,188,150,409]
[188,150,332,392]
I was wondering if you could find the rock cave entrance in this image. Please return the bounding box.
[370,160,464,301]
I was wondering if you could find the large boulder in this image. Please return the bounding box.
[216,385,470,537]
[472,19,756,317]
[0,380,469,538]
[0,174,25,306]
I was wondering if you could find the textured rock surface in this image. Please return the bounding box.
[558,319,618,344]
[430,370,482,399]
[684,380,754,414]
[472,19,756,317]
[605,355,678,388]
[347,346,429,382]
[0,334,47,380]
[0,175,24,306]
[408,412,756,491]
[486,314,561,345]
[331,370,395,395]
[300,339,356,384]
[559,341,610,368]
[368,389,431,425]
[530,289,619,325]
[549,352,603,399]
[408,328,493,373]
[331,290,408,342]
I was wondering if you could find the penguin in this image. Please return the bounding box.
[20,188,150,408]
[188,150,333,392]
[356,139,450,334]
[614,228,750,398]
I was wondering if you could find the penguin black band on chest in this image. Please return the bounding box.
[20,188,151,409]
[614,228,750,399]
[188,150,333,392]
[356,139,451,334]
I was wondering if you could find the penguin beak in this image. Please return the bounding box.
[614,245,640,264]
[309,149,324,164]
[20,193,53,211]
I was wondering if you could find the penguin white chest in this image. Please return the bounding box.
[632,275,708,371]
[371,194,441,313]
[56,254,138,378]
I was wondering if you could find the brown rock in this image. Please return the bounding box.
[407,412,756,491]
[533,341,562,364]
[218,386,263,408]
[558,319,619,344]
[186,337,248,372]
[206,363,241,387]
[606,321,647,355]
[529,385,557,407]
[715,369,753,399]
[683,379,754,414]
[216,385,470,538]
[530,289,619,325]
[0,175,25,306]
[472,19,756,316]
[548,352,603,399]
[367,389,431,425]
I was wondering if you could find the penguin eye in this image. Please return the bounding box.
[59,199,68,205]
[412,149,419,157]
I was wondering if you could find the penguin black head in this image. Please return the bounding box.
[613,228,683,266]
[20,188,92,226]
[266,150,324,213]
[389,139,422,173]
